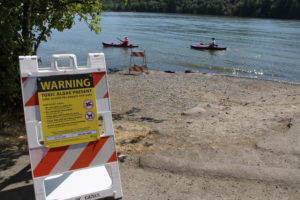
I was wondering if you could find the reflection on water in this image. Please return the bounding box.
[38,12,300,83]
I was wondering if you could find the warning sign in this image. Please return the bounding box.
[37,74,100,148]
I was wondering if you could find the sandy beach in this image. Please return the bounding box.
[1,70,300,200]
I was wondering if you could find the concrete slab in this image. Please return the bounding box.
[139,150,300,185]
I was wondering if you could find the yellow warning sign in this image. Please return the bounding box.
[37,74,99,148]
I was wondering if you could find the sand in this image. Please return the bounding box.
[1,70,300,200]
[110,71,300,200]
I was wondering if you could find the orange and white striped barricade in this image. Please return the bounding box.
[129,50,148,73]
[19,53,123,200]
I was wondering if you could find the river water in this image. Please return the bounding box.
[38,12,300,83]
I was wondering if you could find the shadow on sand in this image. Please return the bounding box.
[0,164,34,200]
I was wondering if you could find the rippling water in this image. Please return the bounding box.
[38,12,300,83]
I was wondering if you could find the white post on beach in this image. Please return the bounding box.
[19,53,123,200]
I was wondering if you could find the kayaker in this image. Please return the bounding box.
[120,36,129,46]
[209,37,216,47]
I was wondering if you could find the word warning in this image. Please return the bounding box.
[37,73,100,148]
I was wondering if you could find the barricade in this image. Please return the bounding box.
[19,53,123,200]
[129,50,147,72]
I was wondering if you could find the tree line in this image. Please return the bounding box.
[102,0,300,19]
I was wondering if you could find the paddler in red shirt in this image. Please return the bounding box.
[120,36,129,46]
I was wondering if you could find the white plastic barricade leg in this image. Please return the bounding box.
[19,53,123,200]
[129,50,147,73]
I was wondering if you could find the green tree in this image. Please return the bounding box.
[0,0,127,113]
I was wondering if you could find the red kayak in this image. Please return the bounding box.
[191,44,227,50]
[102,42,138,48]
